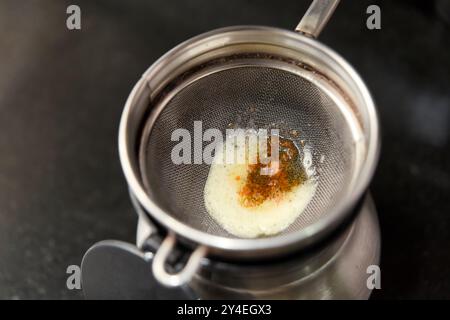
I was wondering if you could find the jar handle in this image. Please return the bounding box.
[152,233,207,287]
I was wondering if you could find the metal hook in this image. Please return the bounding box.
[152,233,207,287]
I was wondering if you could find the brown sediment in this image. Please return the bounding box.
[238,137,307,208]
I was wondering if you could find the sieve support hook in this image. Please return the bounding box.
[295,0,340,38]
[152,233,207,287]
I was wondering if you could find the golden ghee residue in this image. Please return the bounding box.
[238,137,307,208]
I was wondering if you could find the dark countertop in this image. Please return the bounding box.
[0,0,448,299]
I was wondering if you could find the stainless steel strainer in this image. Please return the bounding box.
[119,0,379,287]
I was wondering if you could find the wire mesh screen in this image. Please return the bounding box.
[140,65,357,238]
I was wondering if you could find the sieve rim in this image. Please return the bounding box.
[119,26,380,258]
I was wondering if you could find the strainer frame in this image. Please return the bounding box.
[119,25,380,262]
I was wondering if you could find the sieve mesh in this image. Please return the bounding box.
[140,64,358,238]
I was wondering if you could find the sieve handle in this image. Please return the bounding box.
[152,233,207,287]
[295,0,340,38]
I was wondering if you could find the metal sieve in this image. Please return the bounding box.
[119,0,379,287]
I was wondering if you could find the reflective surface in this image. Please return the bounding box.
[135,195,380,299]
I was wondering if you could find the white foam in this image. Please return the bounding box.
[203,131,317,238]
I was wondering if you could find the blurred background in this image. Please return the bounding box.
[0,0,449,299]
